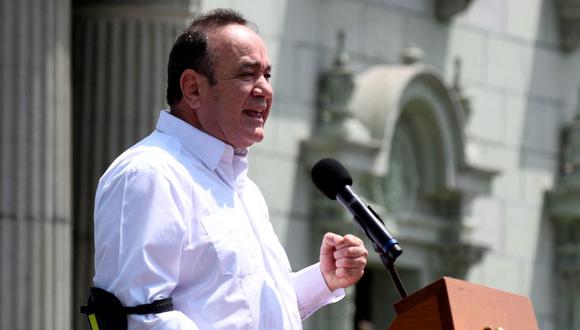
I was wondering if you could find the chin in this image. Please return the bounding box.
[254,133,265,144]
[232,138,260,149]
[233,130,265,148]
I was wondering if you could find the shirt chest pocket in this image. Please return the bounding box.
[199,211,260,276]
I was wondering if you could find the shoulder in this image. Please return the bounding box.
[101,133,191,184]
[94,137,196,216]
[94,135,194,218]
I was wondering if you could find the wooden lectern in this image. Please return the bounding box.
[389,277,539,330]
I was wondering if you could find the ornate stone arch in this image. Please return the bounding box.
[348,57,496,276]
[300,42,497,329]
[353,65,471,202]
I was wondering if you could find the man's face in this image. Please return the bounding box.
[196,24,273,149]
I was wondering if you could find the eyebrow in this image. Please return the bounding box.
[239,61,272,72]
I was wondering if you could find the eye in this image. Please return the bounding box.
[264,73,271,81]
[237,70,255,79]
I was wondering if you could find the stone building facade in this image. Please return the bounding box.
[2,0,580,329]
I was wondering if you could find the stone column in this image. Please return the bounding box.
[0,0,72,329]
[71,0,192,328]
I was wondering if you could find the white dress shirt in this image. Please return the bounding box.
[93,111,344,329]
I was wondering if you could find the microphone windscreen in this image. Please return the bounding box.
[311,158,353,200]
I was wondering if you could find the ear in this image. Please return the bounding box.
[179,69,203,109]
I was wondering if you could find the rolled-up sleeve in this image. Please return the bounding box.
[291,263,345,319]
[93,166,198,329]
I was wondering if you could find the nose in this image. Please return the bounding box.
[251,75,273,100]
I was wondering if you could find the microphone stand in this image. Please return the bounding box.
[356,205,408,299]
[373,242,407,299]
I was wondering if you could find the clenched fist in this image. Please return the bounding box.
[319,232,368,291]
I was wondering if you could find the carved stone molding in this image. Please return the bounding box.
[451,57,472,119]
[555,0,580,52]
[348,46,496,279]
[302,42,496,329]
[549,214,580,286]
[434,0,474,22]
[546,92,580,329]
[547,100,580,261]
[430,242,486,278]
[350,50,497,200]
[317,31,371,143]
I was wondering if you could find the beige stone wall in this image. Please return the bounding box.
[202,1,580,329]
[2,0,578,328]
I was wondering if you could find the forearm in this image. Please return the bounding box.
[291,263,345,319]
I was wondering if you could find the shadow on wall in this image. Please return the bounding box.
[522,0,566,329]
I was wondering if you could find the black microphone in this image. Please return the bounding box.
[311,158,403,262]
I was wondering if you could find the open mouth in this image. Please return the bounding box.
[243,109,263,119]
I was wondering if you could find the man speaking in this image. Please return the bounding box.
[92,8,368,329]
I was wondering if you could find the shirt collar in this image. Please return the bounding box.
[156,110,232,171]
